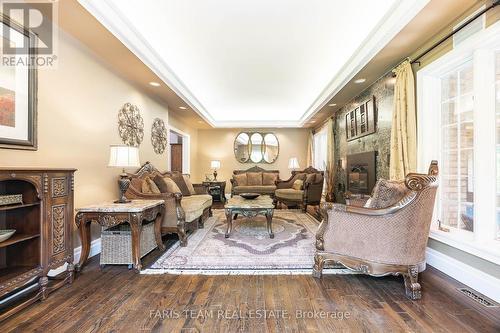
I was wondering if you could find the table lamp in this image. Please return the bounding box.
[288,157,300,171]
[211,160,221,181]
[108,145,140,203]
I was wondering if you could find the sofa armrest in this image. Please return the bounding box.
[275,179,293,189]
[304,182,323,203]
[193,183,209,195]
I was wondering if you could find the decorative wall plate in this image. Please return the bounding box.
[151,118,168,154]
[118,103,144,147]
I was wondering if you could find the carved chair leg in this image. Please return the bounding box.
[177,223,188,247]
[273,197,278,208]
[312,254,325,279]
[403,265,421,300]
[209,207,213,217]
[198,216,205,229]
[302,204,308,213]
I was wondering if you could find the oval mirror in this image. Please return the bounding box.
[263,133,279,163]
[234,132,250,163]
[250,133,264,163]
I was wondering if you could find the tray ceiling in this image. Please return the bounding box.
[79,0,429,127]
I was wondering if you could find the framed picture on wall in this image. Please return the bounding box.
[0,14,38,150]
[346,96,376,142]
[345,109,357,140]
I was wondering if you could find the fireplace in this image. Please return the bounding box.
[346,151,377,195]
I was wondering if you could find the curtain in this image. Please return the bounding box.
[390,60,417,180]
[306,130,314,167]
[325,117,335,202]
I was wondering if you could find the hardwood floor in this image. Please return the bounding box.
[1,255,499,332]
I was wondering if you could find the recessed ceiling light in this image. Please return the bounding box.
[354,78,366,84]
[328,103,337,107]
[149,81,161,87]
[310,120,316,123]
[179,106,187,110]
[197,120,204,124]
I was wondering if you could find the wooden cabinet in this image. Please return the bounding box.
[0,168,76,321]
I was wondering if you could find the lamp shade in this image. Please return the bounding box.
[210,160,221,169]
[288,157,300,170]
[108,145,140,168]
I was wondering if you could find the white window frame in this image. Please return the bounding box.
[417,20,500,265]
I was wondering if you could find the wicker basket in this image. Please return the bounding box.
[100,222,157,266]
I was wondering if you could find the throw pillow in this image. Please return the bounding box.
[366,179,409,209]
[153,175,181,194]
[247,172,263,186]
[170,172,192,196]
[262,172,277,185]
[182,174,197,195]
[147,178,161,194]
[141,177,152,194]
[292,179,304,190]
[305,173,316,184]
[233,173,247,186]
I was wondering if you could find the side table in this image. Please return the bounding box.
[202,180,226,203]
[75,199,165,272]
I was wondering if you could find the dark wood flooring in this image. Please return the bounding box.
[1,254,499,332]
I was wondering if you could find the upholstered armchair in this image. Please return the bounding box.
[273,166,324,212]
[313,161,439,300]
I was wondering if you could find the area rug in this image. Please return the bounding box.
[142,209,352,275]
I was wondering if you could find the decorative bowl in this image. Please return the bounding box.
[0,229,16,242]
[240,193,260,200]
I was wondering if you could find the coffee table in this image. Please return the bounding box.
[224,195,275,239]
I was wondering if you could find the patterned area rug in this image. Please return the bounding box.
[142,209,352,275]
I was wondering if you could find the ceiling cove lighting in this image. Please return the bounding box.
[149,81,161,87]
[354,78,366,84]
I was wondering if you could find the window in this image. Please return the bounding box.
[313,127,327,171]
[418,21,500,264]
[440,62,474,232]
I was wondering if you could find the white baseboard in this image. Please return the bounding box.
[48,238,102,277]
[426,247,500,303]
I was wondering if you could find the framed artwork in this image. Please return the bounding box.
[0,14,38,150]
[345,96,376,142]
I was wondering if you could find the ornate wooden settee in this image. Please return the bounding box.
[124,162,212,246]
[313,161,439,300]
[230,166,280,197]
[273,166,324,212]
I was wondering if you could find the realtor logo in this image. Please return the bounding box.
[1,0,58,67]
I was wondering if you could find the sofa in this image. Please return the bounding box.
[124,162,212,246]
[313,161,439,300]
[230,166,280,197]
[273,166,324,211]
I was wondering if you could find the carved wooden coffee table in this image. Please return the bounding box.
[224,195,275,239]
[75,200,165,272]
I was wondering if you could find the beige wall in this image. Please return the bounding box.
[195,128,310,191]
[0,29,174,246]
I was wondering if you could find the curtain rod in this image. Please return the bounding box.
[411,0,499,65]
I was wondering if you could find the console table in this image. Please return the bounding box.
[75,200,165,272]
[202,180,226,202]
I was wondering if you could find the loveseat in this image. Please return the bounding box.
[230,166,280,197]
[125,162,212,246]
[273,166,324,211]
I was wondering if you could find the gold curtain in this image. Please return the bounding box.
[307,130,314,167]
[325,118,335,202]
[390,60,417,180]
